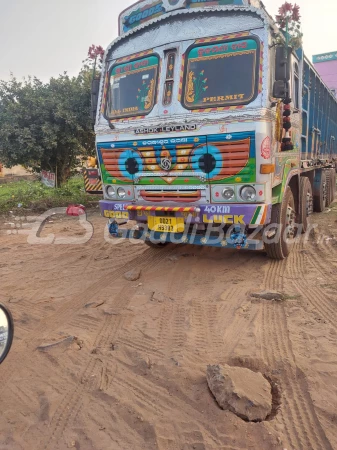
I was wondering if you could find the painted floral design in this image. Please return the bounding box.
[136,78,155,110]
[186,70,208,104]
[261,136,271,159]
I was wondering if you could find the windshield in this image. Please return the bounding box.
[183,39,258,109]
[106,55,159,119]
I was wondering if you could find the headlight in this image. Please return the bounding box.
[117,187,126,199]
[222,187,235,200]
[240,185,257,202]
[106,186,116,199]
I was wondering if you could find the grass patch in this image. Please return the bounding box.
[0,176,99,214]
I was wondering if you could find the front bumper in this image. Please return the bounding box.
[99,200,271,226]
[109,227,264,250]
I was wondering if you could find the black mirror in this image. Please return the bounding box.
[273,80,287,98]
[91,78,100,121]
[0,304,14,364]
[275,46,291,82]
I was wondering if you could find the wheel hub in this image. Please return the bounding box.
[286,205,296,238]
[306,192,313,216]
[323,181,327,205]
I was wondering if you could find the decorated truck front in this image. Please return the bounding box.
[94,0,337,258]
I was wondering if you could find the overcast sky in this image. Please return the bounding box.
[1,0,336,81]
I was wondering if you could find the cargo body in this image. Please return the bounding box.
[94,0,337,259]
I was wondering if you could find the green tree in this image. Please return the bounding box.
[0,71,95,186]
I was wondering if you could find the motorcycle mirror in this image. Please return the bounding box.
[0,304,14,365]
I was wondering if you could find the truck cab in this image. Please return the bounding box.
[94,0,337,258]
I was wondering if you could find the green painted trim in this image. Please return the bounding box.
[209,157,256,185]
[251,206,261,224]
[101,164,132,185]
[100,156,256,186]
[272,160,298,204]
[272,184,283,204]
[188,39,258,61]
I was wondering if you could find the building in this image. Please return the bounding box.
[0,165,30,178]
[313,51,337,97]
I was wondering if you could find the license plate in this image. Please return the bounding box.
[148,216,185,233]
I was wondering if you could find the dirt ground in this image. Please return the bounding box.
[0,204,337,450]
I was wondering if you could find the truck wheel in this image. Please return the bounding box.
[264,187,297,260]
[331,169,336,202]
[326,168,336,206]
[299,177,313,233]
[313,170,327,212]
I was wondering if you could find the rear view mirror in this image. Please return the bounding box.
[0,304,14,365]
[275,46,291,82]
[91,78,100,121]
[273,80,287,98]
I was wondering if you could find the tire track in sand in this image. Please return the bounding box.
[113,248,252,450]
[40,245,182,449]
[189,253,264,363]
[113,362,234,450]
[42,315,124,450]
[157,249,250,361]
[41,281,138,450]
[260,256,333,450]
[0,245,178,394]
[289,240,337,330]
[156,248,204,357]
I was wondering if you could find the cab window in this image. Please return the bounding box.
[183,38,259,109]
[106,55,159,119]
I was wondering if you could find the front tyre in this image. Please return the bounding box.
[264,187,297,260]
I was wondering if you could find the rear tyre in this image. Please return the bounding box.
[326,168,336,206]
[299,177,313,233]
[264,187,297,260]
[332,169,336,203]
[313,170,327,212]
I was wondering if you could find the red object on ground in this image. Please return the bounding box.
[66,205,86,216]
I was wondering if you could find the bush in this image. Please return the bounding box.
[0,176,99,214]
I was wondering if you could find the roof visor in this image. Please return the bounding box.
[119,0,259,35]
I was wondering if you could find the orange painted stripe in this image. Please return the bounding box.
[195,32,249,44]
[112,115,146,122]
[192,105,245,113]
[178,54,186,102]
[126,205,197,212]
[260,206,268,225]
[100,73,110,114]
[116,49,154,64]
[259,42,264,94]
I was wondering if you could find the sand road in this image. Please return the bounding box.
[0,207,336,450]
